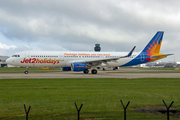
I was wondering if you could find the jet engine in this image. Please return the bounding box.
[71,63,86,72]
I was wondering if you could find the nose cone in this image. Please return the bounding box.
[6,58,12,65]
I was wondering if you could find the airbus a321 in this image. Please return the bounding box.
[6,31,173,74]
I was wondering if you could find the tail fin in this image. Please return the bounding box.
[120,31,173,67]
[142,31,164,54]
[142,31,172,62]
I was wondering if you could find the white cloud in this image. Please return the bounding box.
[0,42,31,56]
[0,42,17,49]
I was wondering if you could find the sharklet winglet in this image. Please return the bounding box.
[120,46,136,58]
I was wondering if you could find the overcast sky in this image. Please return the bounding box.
[0,0,179,62]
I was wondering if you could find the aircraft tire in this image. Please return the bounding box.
[83,69,89,74]
[91,69,97,74]
[25,71,28,74]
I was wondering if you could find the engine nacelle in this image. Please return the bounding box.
[71,63,86,72]
[62,67,71,71]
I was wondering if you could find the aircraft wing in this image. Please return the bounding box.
[75,46,136,66]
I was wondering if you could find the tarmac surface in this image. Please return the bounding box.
[0,68,180,79]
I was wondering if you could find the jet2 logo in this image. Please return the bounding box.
[20,58,60,65]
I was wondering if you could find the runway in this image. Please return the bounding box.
[1,68,180,79]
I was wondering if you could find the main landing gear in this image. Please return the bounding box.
[91,69,97,74]
[83,69,89,74]
[83,69,97,74]
[25,67,28,74]
[113,67,118,70]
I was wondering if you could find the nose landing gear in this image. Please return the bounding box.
[25,67,28,74]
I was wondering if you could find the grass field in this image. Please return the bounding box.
[0,78,180,119]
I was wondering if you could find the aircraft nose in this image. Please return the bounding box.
[6,58,11,64]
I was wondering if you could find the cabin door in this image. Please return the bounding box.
[59,52,64,61]
[26,52,30,59]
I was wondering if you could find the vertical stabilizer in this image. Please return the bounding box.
[142,31,165,62]
[121,31,169,66]
[142,31,164,54]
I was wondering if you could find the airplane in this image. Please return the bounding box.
[6,31,173,74]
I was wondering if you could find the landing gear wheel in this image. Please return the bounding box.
[83,69,89,74]
[113,67,118,70]
[25,71,28,74]
[25,67,28,74]
[91,69,97,74]
[103,68,105,71]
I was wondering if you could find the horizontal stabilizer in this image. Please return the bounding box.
[151,54,173,59]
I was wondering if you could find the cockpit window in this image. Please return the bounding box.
[12,55,20,57]
[12,55,17,57]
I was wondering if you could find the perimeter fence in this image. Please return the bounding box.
[0,94,180,119]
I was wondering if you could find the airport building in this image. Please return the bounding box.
[138,61,178,68]
[94,44,101,52]
[0,56,9,67]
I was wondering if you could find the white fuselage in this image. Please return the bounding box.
[6,51,140,68]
